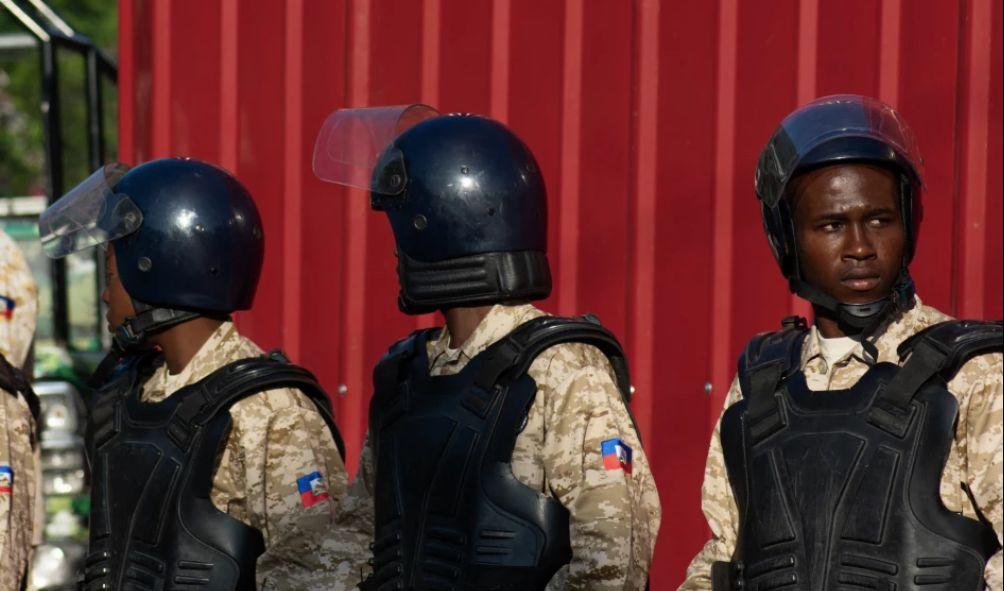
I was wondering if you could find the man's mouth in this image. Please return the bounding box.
[841,270,882,292]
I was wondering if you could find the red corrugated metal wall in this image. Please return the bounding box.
[118,0,1003,586]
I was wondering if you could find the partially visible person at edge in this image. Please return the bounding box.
[38,158,368,590]
[313,106,661,590]
[0,229,41,591]
[680,95,1002,590]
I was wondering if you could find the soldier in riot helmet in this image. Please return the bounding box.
[313,106,661,590]
[39,158,367,590]
[680,95,1002,590]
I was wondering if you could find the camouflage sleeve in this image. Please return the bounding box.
[951,353,1003,590]
[534,343,661,591]
[678,376,743,591]
[338,429,377,582]
[0,390,36,591]
[213,387,366,591]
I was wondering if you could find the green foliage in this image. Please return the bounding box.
[0,0,117,197]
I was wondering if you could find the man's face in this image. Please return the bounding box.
[101,246,136,333]
[790,163,906,305]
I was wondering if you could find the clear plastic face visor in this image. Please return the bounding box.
[38,163,143,259]
[312,104,439,195]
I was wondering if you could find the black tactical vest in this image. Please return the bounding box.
[363,315,634,591]
[713,319,1003,591]
[83,350,344,591]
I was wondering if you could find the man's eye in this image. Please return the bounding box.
[820,222,841,232]
[868,217,891,227]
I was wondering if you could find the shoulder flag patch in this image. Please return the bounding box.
[296,471,329,508]
[601,438,633,475]
[0,464,13,493]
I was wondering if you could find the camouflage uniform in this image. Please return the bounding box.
[680,297,1003,590]
[139,321,369,590]
[347,303,662,590]
[0,229,40,591]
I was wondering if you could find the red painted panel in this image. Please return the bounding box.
[230,1,287,349]
[122,0,154,163]
[296,0,352,451]
[729,0,800,358]
[118,0,1004,583]
[649,1,721,584]
[575,1,634,335]
[816,0,881,97]
[437,0,493,114]
[986,0,1004,318]
[506,0,566,316]
[167,1,221,162]
[897,0,963,312]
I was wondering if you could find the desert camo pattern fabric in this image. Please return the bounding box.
[347,303,662,590]
[679,297,1004,590]
[0,228,40,591]
[139,321,369,590]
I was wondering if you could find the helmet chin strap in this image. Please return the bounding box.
[789,268,916,336]
[113,299,202,351]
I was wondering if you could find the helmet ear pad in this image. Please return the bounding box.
[762,197,798,278]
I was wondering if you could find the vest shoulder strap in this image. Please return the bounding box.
[736,316,809,443]
[473,314,632,405]
[372,328,438,395]
[869,320,1003,436]
[167,351,346,459]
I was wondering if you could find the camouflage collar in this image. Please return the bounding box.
[428,303,543,370]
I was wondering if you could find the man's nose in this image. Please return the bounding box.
[843,223,877,261]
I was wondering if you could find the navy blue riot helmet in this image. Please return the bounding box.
[755,94,924,331]
[40,157,264,347]
[314,106,550,314]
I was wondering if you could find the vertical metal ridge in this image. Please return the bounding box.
[341,0,373,461]
[958,0,993,316]
[558,0,583,315]
[710,0,739,426]
[152,0,171,157]
[791,0,819,321]
[420,0,441,108]
[118,0,135,162]
[629,0,660,443]
[219,0,239,171]
[490,0,511,122]
[282,0,304,359]
[879,0,902,105]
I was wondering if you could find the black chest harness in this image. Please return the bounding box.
[714,319,1003,591]
[83,350,344,591]
[363,315,633,591]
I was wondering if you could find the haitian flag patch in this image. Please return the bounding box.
[0,464,12,494]
[296,471,329,508]
[601,438,633,474]
[0,295,15,320]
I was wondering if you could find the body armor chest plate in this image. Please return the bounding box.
[718,320,1002,591]
[84,351,342,591]
[365,316,632,591]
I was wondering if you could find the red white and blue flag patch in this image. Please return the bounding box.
[0,295,15,320]
[0,464,13,494]
[296,471,329,508]
[601,438,632,474]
